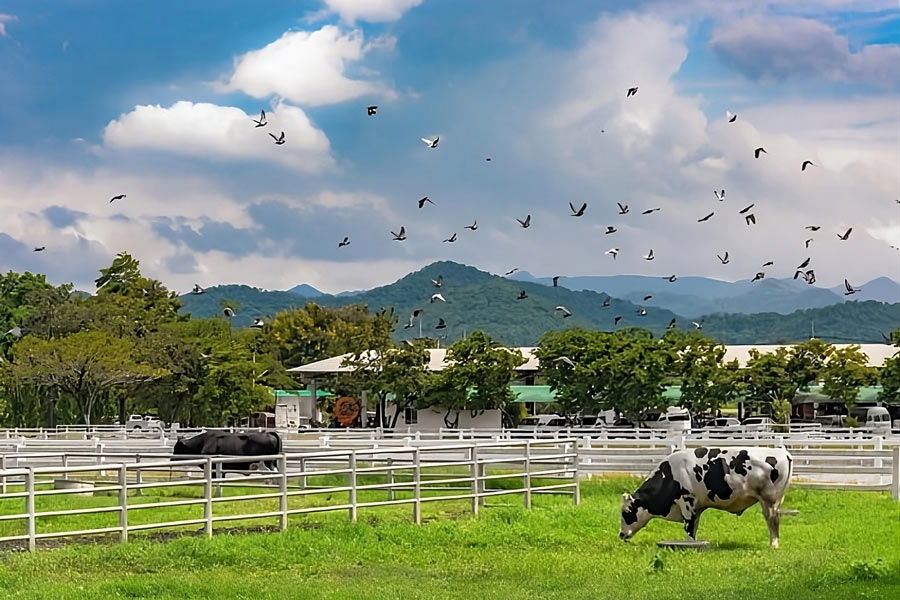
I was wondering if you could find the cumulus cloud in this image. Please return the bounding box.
[709,16,900,87]
[102,101,333,172]
[321,0,423,23]
[221,25,395,106]
[0,14,16,37]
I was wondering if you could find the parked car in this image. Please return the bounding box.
[518,414,561,430]
[741,416,773,432]
[643,407,692,433]
[849,406,891,433]
[704,417,741,429]
[814,414,843,428]
[125,414,164,432]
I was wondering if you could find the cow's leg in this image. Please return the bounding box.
[683,507,704,540]
[760,500,781,548]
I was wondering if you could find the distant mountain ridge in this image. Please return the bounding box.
[179,261,900,345]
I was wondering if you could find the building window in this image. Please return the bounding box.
[404,406,417,425]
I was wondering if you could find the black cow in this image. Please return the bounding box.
[172,431,282,474]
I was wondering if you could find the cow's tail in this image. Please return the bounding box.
[268,432,282,471]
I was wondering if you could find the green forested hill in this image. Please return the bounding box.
[178,261,900,345]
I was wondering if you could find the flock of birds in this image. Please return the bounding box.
[8,86,898,341]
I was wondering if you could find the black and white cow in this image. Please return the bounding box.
[172,431,282,474]
[620,447,793,548]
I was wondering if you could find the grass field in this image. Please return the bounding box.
[0,478,898,599]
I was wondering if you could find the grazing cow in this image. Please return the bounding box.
[620,447,792,547]
[172,431,282,474]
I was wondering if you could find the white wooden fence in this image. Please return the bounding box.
[0,439,579,551]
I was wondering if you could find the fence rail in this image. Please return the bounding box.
[0,439,579,551]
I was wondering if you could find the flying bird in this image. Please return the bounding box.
[698,212,714,223]
[804,270,816,285]
[192,284,204,295]
[552,276,560,287]
[269,131,285,145]
[644,249,655,261]
[666,275,677,283]
[252,110,266,127]
[418,196,435,208]
[754,147,767,159]
[34,247,45,252]
[367,106,377,116]
[797,257,811,269]
[432,276,443,288]
[605,248,619,259]
[554,356,576,368]
[605,226,618,235]
[752,272,765,282]
[431,293,446,303]
[617,202,629,215]
[843,279,860,296]
[435,318,447,330]
[485,157,492,161]
[421,136,439,148]
[739,204,754,214]
[667,318,676,330]
[837,227,852,241]
[801,160,815,171]
[804,239,812,248]
[223,307,235,318]
[692,320,704,330]
[504,268,519,276]
[806,225,821,231]
[109,194,126,203]
[338,236,350,248]
[602,296,611,307]
[714,189,725,201]
[464,220,478,231]
[643,295,653,301]
[555,305,572,318]
[4,326,22,338]
[762,261,774,267]
[717,252,729,264]
[391,227,407,241]
[726,111,737,123]
[250,318,265,329]
[642,208,660,215]
[569,202,587,217]
[626,86,639,97]
[614,316,623,325]
[517,290,528,300]
[637,308,647,316]
[745,214,756,226]
[516,215,531,228]
[443,233,457,243]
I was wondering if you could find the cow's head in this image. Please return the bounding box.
[620,493,651,541]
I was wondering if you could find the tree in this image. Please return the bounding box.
[535,329,614,420]
[744,340,833,420]
[95,252,142,294]
[594,334,674,423]
[192,343,272,426]
[421,331,524,427]
[822,345,874,419]
[10,331,165,424]
[675,335,743,418]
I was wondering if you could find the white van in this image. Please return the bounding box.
[518,414,561,430]
[645,407,692,433]
[850,406,891,433]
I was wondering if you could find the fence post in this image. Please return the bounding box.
[524,440,532,509]
[203,459,213,537]
[1,454,6,495]
[299,457,307,490]
[214,462,223,498]
[349,451,358,522]
[118,464,128,544]
[387,457,395,501]
[26,467,35,552]
[471,446,480,515]
[891,447,899,502]
[413,448,421,525]
[278,454,288,532]
[61,454,69,481]
[571,441,581,506]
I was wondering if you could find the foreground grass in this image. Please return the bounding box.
[0,479,898,599]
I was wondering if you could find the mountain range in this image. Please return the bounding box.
[178,261,900,346]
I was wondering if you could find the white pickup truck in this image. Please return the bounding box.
[125,414,165,432]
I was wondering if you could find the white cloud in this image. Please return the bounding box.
[221,25,395,107]
[0,13,16,36]
[709,15,900,87]
[102,101,333,172]
[321,0,423,23]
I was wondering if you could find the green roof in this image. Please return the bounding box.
[272,389,333,398]
[793,385,883,404]
[510,385,557,403]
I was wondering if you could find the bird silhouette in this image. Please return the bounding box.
[517,290,528,300]
[801,160,815,171]
[418,196,435,208]
[109,194,126,203]
[516,215,531,228]
[391,227,406,241]
[443,233,457,243]
[569,202,587,217]
[626,87,639,97]
[717,252,729,264]
[338,237,350,248]
[837,227,852,241]
[367,106,378,116]
[252,110,266,127]
[464,221,478,231]
[754,147,767,159]
[698,212,714,223]
[269,131,285,145]
[421,136,439,148]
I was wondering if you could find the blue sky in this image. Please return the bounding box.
[1,0,898,294]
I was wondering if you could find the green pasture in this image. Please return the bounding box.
[0,477,897,600]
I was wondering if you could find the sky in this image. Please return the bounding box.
[0,0,898,295]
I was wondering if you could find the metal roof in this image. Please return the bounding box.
[289,343,895,375]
